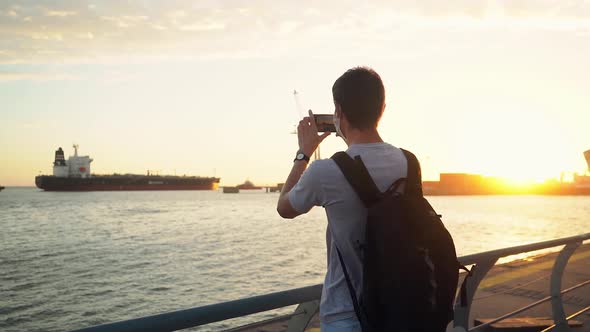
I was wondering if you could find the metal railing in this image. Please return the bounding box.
[72,232,590,332]
[454,232,590,332]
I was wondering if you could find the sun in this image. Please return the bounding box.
[451,106,568,183]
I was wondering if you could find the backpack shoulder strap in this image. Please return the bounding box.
[335,246,368,329]
[331,152,381,207]
[401,149,423,197]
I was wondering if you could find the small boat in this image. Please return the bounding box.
[222,186,239,194]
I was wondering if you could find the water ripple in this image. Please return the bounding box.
[1,189,589,332]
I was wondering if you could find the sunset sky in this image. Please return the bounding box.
[1,1,590,186]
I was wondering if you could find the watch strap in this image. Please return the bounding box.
[294,152,311,162]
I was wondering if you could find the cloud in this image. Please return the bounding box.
[76,32,94,39]
[46,10,77,17]
[0,0,588,65]
[178,21,225,31]
[0,70,78,81]
[100,15,149,28]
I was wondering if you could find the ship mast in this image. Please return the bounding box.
[73,144,79,157]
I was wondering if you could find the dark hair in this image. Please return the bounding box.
[332,67,385,130]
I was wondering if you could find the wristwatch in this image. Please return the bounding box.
[294,151,310,163]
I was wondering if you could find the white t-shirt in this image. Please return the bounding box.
[288,142,408,323]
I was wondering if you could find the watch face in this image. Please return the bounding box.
[297,153,304,160]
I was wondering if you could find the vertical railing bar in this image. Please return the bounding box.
[453,258,498,331]
[550,242,581,332]
[286,300,320,332]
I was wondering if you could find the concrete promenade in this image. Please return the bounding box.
[233,243,590,332]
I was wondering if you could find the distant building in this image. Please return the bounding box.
[439,173,485,195]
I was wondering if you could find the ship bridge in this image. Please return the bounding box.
[53,144,93,178]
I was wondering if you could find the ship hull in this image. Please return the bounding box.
[35,175,219,192]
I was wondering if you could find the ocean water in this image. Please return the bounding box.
[1,188,589,332]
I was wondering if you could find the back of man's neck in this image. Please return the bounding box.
[345,130,383,146]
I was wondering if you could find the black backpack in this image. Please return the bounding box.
[331,149,460,332]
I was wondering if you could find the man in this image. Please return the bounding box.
[277,67,408,331]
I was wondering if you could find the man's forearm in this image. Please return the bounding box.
[277,111,329,219]
[279,161,308,199]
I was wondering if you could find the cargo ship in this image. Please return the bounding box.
[0,185,4,191]
[35,145,220,191]
[423,149,590,196]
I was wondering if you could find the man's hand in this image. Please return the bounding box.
[298,110,331,156]
[277,110,329,219]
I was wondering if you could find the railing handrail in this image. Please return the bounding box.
[71,285,322,332]
[458,232,590,265]
[71,232,590,332]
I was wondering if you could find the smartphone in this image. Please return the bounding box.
[313,114,336,132]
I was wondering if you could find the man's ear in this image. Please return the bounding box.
[334,102,342,115]
[377,102,386,122]
[335,104,348,123]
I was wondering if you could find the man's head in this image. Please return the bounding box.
[332,67,385,130]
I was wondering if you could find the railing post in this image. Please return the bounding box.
[286,300,320,332]
[454,258,498,331]
[550,242,581,332]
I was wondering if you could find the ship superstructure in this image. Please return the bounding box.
[36,145,220,191]
[52,145,93,178]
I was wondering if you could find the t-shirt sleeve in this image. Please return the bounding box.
[288,161,326,214]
